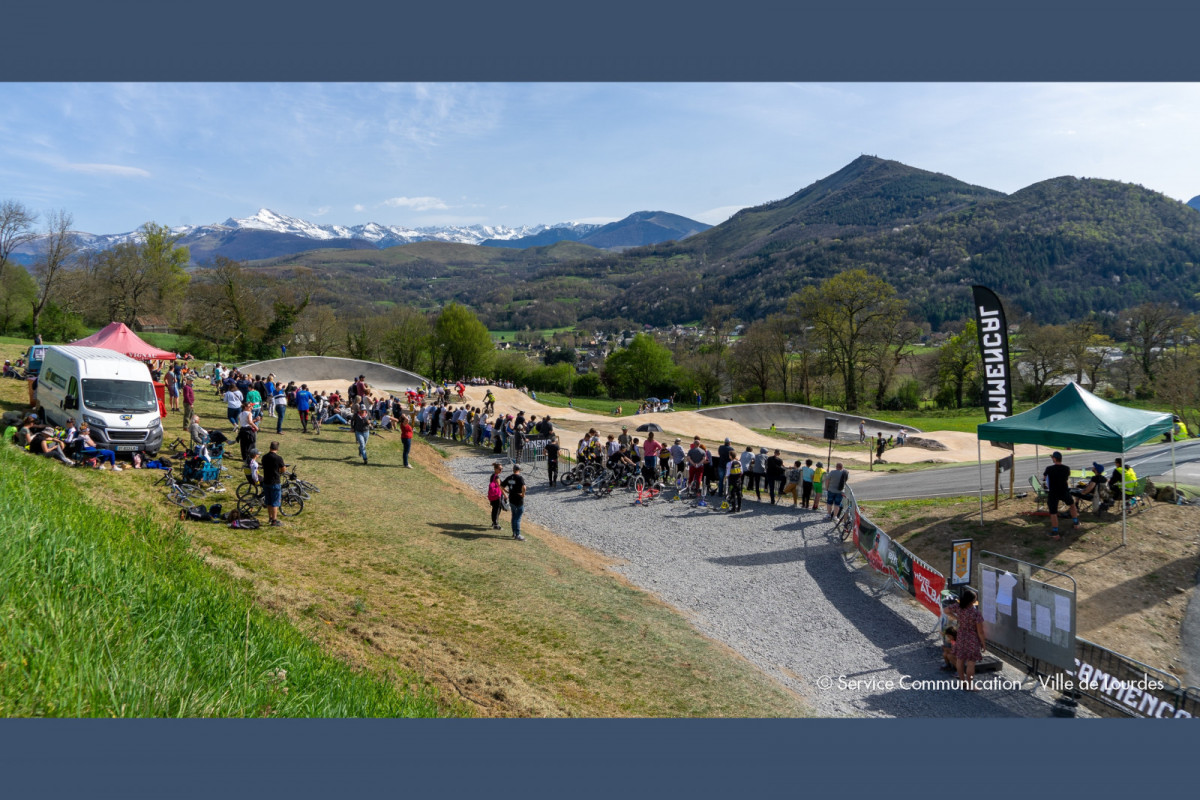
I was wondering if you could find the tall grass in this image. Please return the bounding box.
[0,447,446,717]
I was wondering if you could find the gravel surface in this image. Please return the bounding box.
[449,454,1080,718]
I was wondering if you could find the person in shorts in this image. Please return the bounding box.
[262,441,285,527]
[1042,450,1079,540]
[824,462,849,519]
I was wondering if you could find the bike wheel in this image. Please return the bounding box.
[633,475,646,494]
[280,492,304,517]
[236,498,263,518]
[235,481,257,502]
[166,487,191,507]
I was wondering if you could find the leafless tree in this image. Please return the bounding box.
[29,210,80,339]
[0,199,37,292]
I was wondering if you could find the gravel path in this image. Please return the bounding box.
[449,455,1077,718]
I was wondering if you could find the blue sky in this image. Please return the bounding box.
[2,83,1198,234]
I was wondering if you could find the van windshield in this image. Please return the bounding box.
[81,379,158,413]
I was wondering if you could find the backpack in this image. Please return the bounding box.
[487,478,503,502]
[729,460,743,475]
[180,505,212,522]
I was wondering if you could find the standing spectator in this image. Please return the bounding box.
[875,433,886,463]
[224,384,244,428]
[642,432,661,484]
[237,402,258,463]
[294,384,314,433]
[501,463,527,541]
[618,426,632,449]
[716,437,735,497]
[800,459,815,510]
[261,440,285,527]
[781,460,803,507]
[351,406,371,464]
[1043,450,1080,540]
[686,440,706,493]
[750,448,768,501]
[859,420,866,443]
[670,438,687,478]
[765,449,785,504]
[544,434,561,487]
[165,368,179,412]
[264,376,276,418]
[824,462,849,519]
[273,385,287,434]
[180,377,195,431]
[487,462,505,529]
[725,456,745,512]
[953,588,986,690]
[400,413,414,468]
[811,462,826,511]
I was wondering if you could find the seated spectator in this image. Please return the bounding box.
[189,415,209,447]
[13,416,38,449]
[941,626,958,671]
[30,427,75,465]
[1074,462,1112,512]
[75,424,121,470]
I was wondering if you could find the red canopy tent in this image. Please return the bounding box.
[70,322,177,361]
[70,322,176,418]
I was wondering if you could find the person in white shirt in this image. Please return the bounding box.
[224,387,244,428]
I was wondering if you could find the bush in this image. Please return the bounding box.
[884,379,922,411]
[573,372,603,397]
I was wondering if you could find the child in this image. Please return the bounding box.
[941,626,958,671]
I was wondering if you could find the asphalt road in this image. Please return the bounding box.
[852,439,1200,501]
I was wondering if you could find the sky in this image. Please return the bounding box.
[2,82,1198,235]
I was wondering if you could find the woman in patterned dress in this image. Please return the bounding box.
[953,588,987,690]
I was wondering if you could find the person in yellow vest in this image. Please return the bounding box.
[1107,457,1137,504]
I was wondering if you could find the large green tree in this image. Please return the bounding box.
[792,269,907,411]
[602,333,675,398]
[431,303,493,379]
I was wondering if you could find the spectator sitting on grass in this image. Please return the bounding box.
[13,416,38,449]
[75,424,121,471]
[30,426,75,466]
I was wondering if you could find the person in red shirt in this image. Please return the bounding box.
[401,414,414,469]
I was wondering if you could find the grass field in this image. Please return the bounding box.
[0,444,444,717]
[0,338,808,717]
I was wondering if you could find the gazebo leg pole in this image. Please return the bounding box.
[978,439,984,525]
[1122,447,1127,547]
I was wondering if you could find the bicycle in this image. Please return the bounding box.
[157,467,208,508]
[236,483,305,519]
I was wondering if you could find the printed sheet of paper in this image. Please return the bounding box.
[1016,598,1032,632]
[1035,604,1051,637]
[1054,595,1072,632]
[982,570,997,624]
[996,572,1017,614]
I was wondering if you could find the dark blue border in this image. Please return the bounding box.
[6,2,1200,799]
[7,0,1200,80]
[3,719,1197,797]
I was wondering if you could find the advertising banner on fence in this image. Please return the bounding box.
[851,506,944,616]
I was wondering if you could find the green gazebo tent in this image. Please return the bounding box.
[976,382,1175,544]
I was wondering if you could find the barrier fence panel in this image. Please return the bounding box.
[843,486,946,616]
[978,553,1076,673]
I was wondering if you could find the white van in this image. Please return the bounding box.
[37,345,164,455]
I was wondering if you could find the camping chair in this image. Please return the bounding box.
[1125,478,1151,513]
[1029,475,1048,512]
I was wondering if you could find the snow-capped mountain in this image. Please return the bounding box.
[37,208,600,253]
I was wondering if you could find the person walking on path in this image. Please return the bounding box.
[487,462,505,529]
[262,440,285,527]
[824,462,849,519]
[294,384,314,433]
[952,588,986,690]
[501,463,527,540]
[180,377,195,431]
[1043,450,1080,540]
[400,414,414,468]
[351,406,372,464]
[859,420,866,443]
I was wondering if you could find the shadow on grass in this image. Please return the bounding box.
[429,522,512,541]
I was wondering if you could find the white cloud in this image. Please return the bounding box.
[383,196,449,211]
[311,205,332,217]
[353,204,365,212]
[60,162,151,178]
